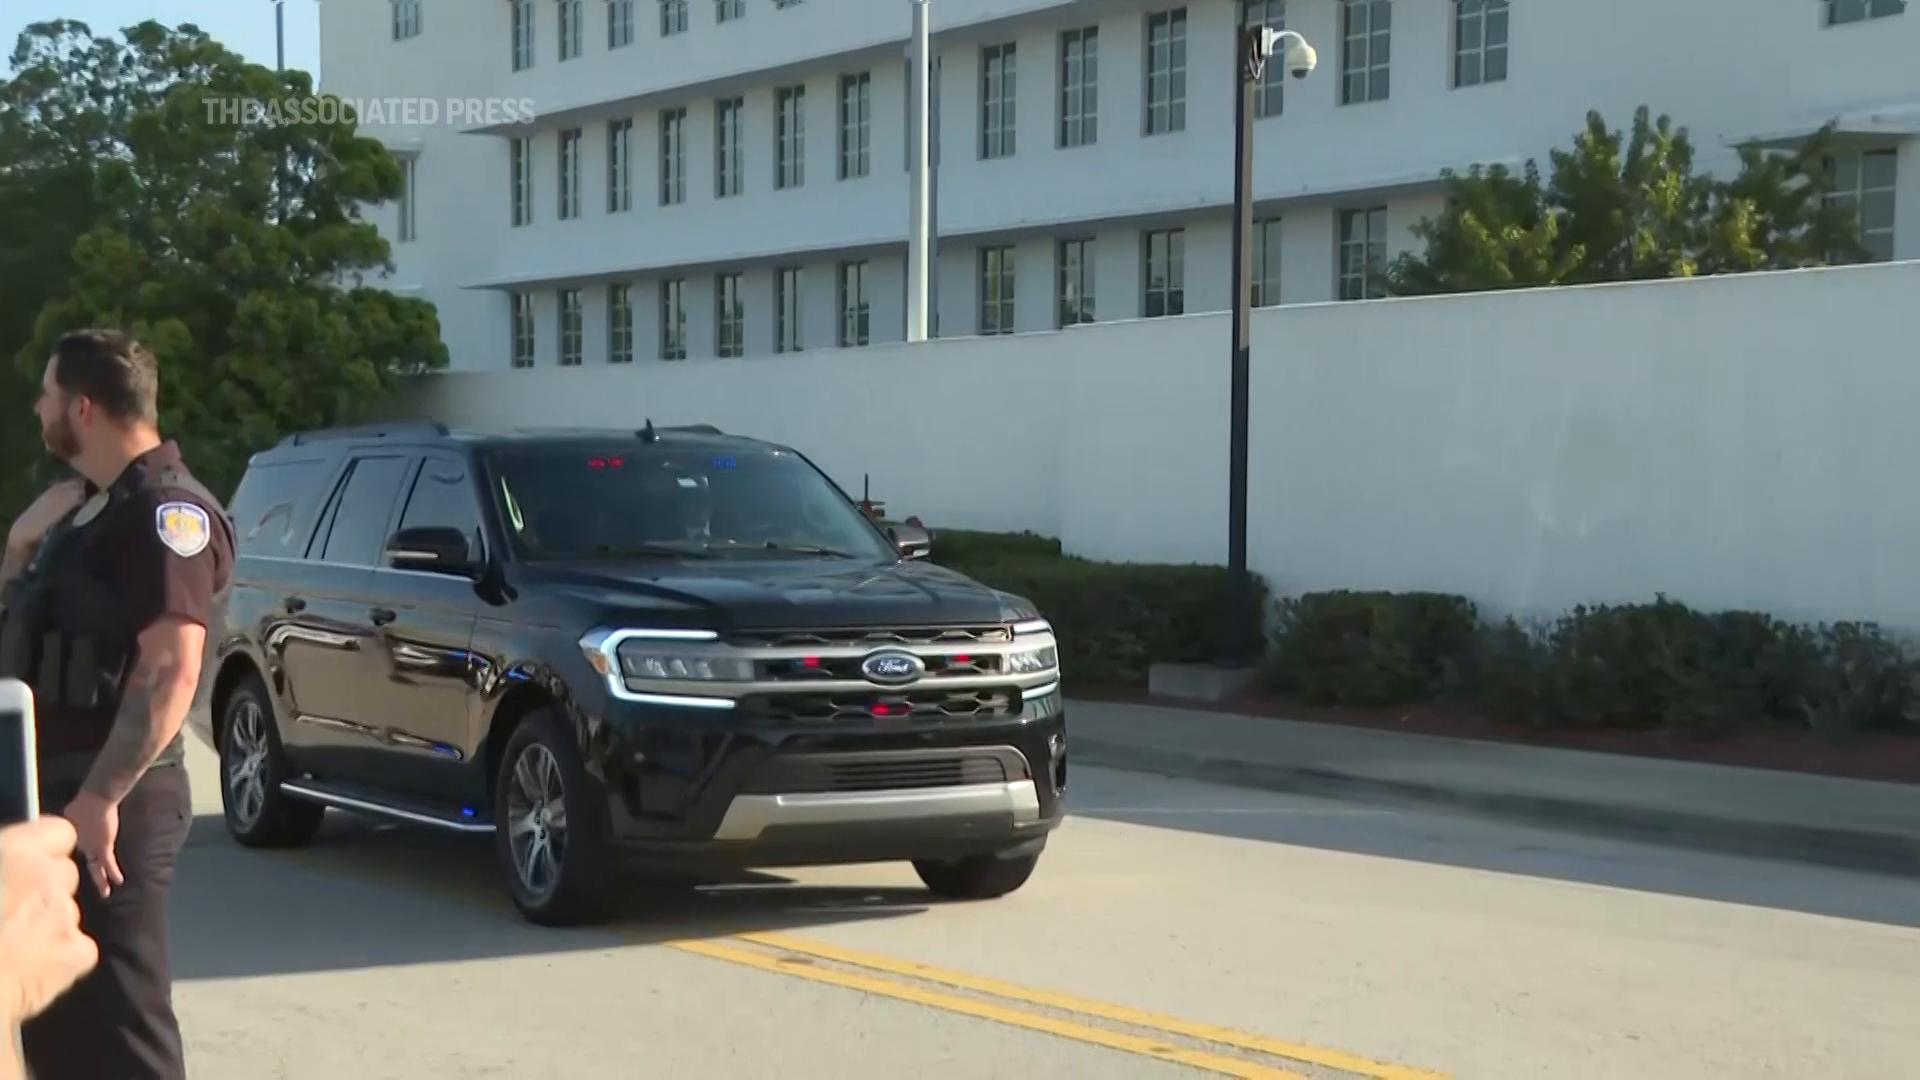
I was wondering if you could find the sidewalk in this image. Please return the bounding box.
[1067,697,1920,877]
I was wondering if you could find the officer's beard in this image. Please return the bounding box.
[41,412,80,463]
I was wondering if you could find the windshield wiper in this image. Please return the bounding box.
[752,542,858,558]
[586,543,715,560]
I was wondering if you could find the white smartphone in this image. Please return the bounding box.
[0,679,38,824]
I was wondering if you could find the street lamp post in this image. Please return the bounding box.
[906,0,932,343]
[1224,24,1314,666]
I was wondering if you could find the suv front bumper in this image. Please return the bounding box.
[587,693,1067,866]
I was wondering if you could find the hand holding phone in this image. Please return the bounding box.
[0,681,97,1031]
[0,815,97,1029]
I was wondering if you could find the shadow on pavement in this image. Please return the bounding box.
[171,812,933,982]
[1064,765,1920,931]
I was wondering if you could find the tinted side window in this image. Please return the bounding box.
[227,458,331,558]
[398,455,483,555]
[314,455,410,566]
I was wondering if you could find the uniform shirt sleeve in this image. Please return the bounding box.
[106,491,226,632]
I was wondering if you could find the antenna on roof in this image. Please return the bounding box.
[640,418,657,443]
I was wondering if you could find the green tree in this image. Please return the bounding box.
[0,19,446,514]
[1387,106,1867,296]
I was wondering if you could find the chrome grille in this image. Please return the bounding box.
[759,689,1016,723]
[730,625,1014,649]
[755,652,1005,683]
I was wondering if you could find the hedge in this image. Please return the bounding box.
[932,534,1264,688]
[925,529,1920,737]
[1267,590,1920,738]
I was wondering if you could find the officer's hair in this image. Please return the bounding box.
[51,329,159,427]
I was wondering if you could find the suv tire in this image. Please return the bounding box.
[913,849,1042,900]
[219,671,325,848]
[494,709,617,927]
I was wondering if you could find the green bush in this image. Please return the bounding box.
[927,528,1063,565]
[932,532,1263,688]
[1265,591,1480,706]
[1469,599,1824,735]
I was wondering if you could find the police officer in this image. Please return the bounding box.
[0,329,233,1080]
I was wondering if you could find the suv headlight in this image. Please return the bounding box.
[617,648,754,682]
[1006,644,1058,675]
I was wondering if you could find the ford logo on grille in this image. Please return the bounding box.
[861,650,924,685]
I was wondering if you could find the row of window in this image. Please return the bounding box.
[507,0,766,68]
[512,261,864,366]
[510,72,889,223]
[502,208,1397,366]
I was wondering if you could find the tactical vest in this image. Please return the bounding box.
[0,461,233,770]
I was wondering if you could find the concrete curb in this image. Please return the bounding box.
[1074,736,1920,879]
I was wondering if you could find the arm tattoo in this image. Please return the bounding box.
[80,681,163,805]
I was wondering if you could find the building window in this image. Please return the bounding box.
[1143,228,1184,317]
[1339,207,1388,299]
[1059,28,1098,148]
[392,0,422,40]
[904,56,944,170]
[511,292,535,367]
[397,156,417,242]
[1058,238,1095,327]
[1454,0,1508,87]
[838,261,870,347]
[558,128,581,219]
[716,0,745,21]
[716,97,744,197]
[1827,0,1906,25]
[716,273,745,357]
[510,137,532,226]
[1342,0,1391,105]
[558,0,582,60]
[979,246,1015,335]
[839,73,872,179]
[659,107,686,205]
[1826,150,1899,263]
[1146,9,1187,135]
[511,0,535,70]
[558,289,583,365]
[1251,217,1282,306]
[608,118,632,212]
[609,284,634,363]
[775,266,803,353]
[661,0,688,36]
[980,43,1016,159]
[609,0,635,47]
[1243,0,1285,118]
[776,86,806,188]
[660,279,687,360]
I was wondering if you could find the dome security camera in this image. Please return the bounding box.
[1255,28,1318,80]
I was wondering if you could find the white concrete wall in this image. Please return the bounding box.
[403,261,1920,631]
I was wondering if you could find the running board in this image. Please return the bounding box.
[280,780,495,835]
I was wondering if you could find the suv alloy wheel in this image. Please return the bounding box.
[219,671,326,847]
[493,709,616,926]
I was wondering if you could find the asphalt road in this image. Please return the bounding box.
[162,738,1920,1079]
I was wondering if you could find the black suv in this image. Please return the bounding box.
[191,421,1066,925]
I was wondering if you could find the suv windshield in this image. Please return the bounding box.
[485,442,898,563]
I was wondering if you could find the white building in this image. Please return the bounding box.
[320,0,1920,370]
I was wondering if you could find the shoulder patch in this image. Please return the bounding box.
[155,501,212,558]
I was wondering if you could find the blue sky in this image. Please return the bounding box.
[6,1,323,77]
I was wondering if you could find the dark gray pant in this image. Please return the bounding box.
[23,763,191,1080]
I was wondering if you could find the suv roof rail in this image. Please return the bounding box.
[279,420,450,447]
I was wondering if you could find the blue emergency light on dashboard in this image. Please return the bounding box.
[713,455,737,469]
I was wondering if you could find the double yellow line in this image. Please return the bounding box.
[668,933,1448,1080]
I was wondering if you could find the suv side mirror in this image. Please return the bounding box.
[386,526,476,575]
[888,523,933,561]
